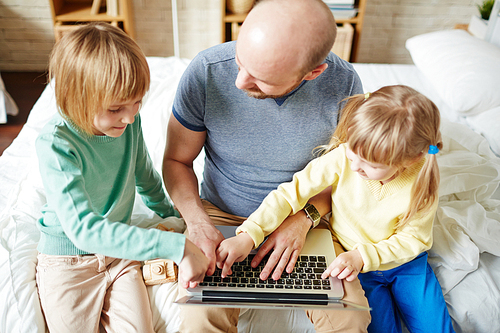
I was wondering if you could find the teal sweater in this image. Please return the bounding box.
[35,113,185,264]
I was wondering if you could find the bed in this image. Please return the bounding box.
[0,75,18,124]
[1,29,499,333]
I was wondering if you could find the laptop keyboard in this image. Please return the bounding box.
[200,254,332,291]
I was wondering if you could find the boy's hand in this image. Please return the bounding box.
[186,220,225,277]
[322,249,363,282]
[178,239,209,289]
[216,233,255,278]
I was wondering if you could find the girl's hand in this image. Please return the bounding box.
[322,249,363,282]
[216,233,255,278]
[178,239,209,289]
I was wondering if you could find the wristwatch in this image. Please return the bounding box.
[303,203,321,229]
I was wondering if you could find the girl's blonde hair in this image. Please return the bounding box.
[320,85,442,230]
[49,22,150,135]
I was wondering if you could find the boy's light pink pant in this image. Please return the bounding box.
[36,253,155,333]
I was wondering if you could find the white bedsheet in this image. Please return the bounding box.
[0,75,18,124]
[1,57,499,333]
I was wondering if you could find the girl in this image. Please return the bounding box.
[217,85,455,332]
[35,23,208,332]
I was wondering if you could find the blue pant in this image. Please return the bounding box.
[358,252,455,333]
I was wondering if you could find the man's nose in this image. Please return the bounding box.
[235,69,254,90]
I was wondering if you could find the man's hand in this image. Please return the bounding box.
[322,249,363,282]
[251,211,310,280]
[178,239,209,289]
[187,220,225,276]
[216,233,255,278]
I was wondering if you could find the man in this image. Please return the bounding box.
[163,0,370,331]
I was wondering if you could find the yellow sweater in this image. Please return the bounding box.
[238,143,437,272]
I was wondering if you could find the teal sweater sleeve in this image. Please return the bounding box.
[35,113,185,263]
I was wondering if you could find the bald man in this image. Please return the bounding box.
[163,0,370,331]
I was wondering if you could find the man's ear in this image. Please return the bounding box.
[303,63,328,81]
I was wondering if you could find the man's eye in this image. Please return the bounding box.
[108,108,121,113]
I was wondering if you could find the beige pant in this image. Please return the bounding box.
[178,200,371,333]
[36,253,154,333]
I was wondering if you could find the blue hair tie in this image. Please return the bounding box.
[428,145,439,155]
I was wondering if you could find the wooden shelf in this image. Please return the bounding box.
[224,13,247,23]
[336,17,360,24]
[221,0,366,62]
[54,3,125,22]
[48,0,134,41]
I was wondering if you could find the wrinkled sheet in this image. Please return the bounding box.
[1,58,499,333]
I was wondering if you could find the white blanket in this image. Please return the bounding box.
[1,57,499,333]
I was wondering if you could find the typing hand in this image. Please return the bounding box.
[322,249,363,282]
[216,233,254,278]
[251,211,310,281]
[178,239,209,289]
[187,221,225,276]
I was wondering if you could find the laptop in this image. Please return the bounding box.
[176,225,369,310]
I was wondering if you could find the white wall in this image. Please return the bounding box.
[0,0,55,71]
[357,0,478,63]
[0,0,483,71]
[0,0,221,71]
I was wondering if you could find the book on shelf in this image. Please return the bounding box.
[330,8,358,19]
[323,1,357,19]
[106,0,119,17]
[323,0,354,6]
[323,0,354,4]
[90,0,102,15]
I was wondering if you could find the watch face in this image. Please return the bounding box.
[305,204,320,224]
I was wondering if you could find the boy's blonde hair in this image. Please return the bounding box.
[49,22,150,135]
[321,85,442,230]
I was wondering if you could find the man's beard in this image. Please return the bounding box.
[243,80,303,100]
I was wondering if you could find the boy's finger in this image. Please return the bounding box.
[206,254,217,276]
[180,277,189,289]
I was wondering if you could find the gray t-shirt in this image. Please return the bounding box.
[172,41,363,217]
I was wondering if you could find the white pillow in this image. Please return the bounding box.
[406,30,500,115]
[465,106,500,156]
